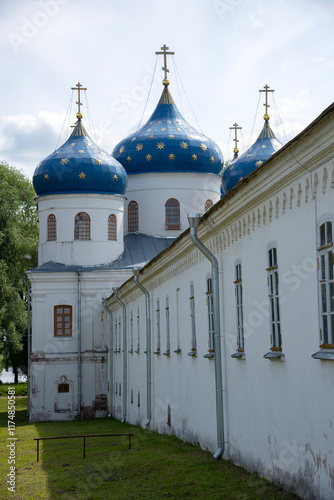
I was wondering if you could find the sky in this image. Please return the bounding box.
[0,0,333,180]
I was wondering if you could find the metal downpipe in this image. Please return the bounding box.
[23,275,31,418]
[133,268,151,427]
[102,299,113,417]
[113,288,127,423]
[187,213,225,460]
[76,271,82,417]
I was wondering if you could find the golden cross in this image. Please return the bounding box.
[155,44,175,81]
[71,82,87,115]
[259,84,274,117]
[229,123,242,151]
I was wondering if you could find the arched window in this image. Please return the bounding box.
[205,199,213,211]
[47,214,57,241]
[74,212,90,240]
[108,214,117,240]
[165,198,180,229]
[128,201,139,232]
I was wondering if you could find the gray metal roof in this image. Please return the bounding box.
[29,232,175,273]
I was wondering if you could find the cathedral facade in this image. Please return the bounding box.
[26,50,334,500]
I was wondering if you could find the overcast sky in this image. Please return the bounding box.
[0,0,333,180]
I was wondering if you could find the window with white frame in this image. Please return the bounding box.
[129,310,133,353]
[234,263,244,351]
[318,221,334,347]
[190,283,197,352]
[165,296,170,355]
[267,247,282,350]
[155,299,161,353]
[206,278,214,351]
[136,307,140,353]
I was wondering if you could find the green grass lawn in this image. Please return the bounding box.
[0,396,301,500]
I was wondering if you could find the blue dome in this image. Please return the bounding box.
[33,119,128,197]
[222,120,282,195]
[112,85,223,175]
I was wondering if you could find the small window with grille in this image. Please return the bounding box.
[74,212,90,240]
[128,201,139,232]
[47,214,57,241]
[108,214,117,240]
[165,198,180,229]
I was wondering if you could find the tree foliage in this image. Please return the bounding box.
[0,163,38,382]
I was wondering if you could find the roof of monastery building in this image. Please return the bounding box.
[112,82,224,176]
[33,114,128,197]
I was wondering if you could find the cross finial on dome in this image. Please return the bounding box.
[71,82,87,119]
[229,123,242,156]
[155,44,175,86]
[259,84,274,121]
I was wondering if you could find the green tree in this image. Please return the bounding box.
[0,163,38,382]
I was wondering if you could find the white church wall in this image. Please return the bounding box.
[106,111,334,499]
[37,193,125,266]
[125,172,221,236]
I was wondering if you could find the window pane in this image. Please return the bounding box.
[320,223,326,246]
[57,307,63,314]
[323,316,328,343]
[321,255,326,281]
[331,315,334,343]
[327,222,332,244]
[328,251,333,281]
[321,284,327,312]
[64,307,70,314]
[330,282,334,312]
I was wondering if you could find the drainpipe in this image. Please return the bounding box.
[76,271,82,417]
[133,268,151,427]
[113,287,127,423]
[23,275,31,418]
[187,213,225,460]
[102,299,113,417]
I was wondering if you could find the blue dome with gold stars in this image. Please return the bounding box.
[33,116,127,197]
[112,84,224,175]
[222,119,282,195]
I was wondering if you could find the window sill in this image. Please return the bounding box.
[312,351,334,360]
[231,352,245,359]
[165,224,181,230]
[263,351,285,360]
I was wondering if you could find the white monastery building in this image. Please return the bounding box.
[26,46,334,500]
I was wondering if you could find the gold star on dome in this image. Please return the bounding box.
[192,154,197,161]
[146,154,152,161]
[210,156,215,162]
[113,174,118,181]
[94,159,102,165]
[176,128,180,131]
[54,151,60,155]
[255,160,263,167]
[176,120,180,124]
[169,153,175,160]
[215,147,219,153]
[169,135,175,139]
[131,137,136,142]
[136,143,144,151]
[78,150,84,154]
[60,158,69,165]
[167,120,171,124]
[161,128,166,131]
[180,141,188,149]
[200,144,208,151]
[149,135,154,139]
[147,128,151,132]
[246,154,252,158]
[79,172,86,179]
[157,142,165,150]
[157,121,162,124]
[239,176,244,181]
[44,174,49,180]
[70,143,75,146]
[188,135,193,139]
[126,156,131,162]
[262,145,267,148]
[120,146,125,153]
[150,121,153,124]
